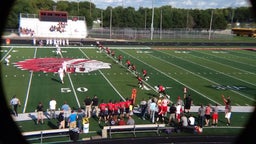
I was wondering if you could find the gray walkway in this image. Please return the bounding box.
[12,106,255,122]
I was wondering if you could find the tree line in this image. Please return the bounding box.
[5,0,255,30]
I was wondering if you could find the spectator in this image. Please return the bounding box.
[58,110,65,129]
[184,94,193,113]
[180,113,188,127]
[198,104,205,128]
[77,108,85,132]
[188,114,195,126]
[140,98,147,120]
[222,95,231,114]
[118,114,126,125]
[126,115,135,125]
[176,96,184,106]
[84,96,92,118]
[168,103,177,126]
[91,95,99,117]
[49,98,57,119]
[212,104,219,126]
[149,98,157,123]
[225,105,232,126]
[109,115,118,126]
[61,101,71,120]
[36,102,44,124]
[204,104,212,126]
[10,95,21,117]
[68,110,78,129]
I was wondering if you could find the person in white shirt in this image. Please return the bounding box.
[10,95,21,116]
[176,103,182,123]
[188,114,195,126]
[49,98,57,119]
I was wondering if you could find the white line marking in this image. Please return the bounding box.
[23,48,38,113]
[158,50,255,102]
[122,50,221,105]
[79,48,126,101]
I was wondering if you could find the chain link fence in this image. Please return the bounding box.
[88,27,233,40]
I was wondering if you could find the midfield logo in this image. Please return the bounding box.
[14,58,111,73]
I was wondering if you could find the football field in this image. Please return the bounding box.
[1,45,255,114]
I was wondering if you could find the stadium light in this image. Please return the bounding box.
[150,0,154,40]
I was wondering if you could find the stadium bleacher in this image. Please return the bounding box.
[19,12,87,39]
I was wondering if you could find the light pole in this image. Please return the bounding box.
[208,10,213,40]
[150,0,154,40]
[110,8,112,39]
[160,9,162,39]
[77,0,80,15]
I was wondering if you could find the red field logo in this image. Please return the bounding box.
[14,58,111,73]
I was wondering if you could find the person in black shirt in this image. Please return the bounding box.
[36,102,44,124]
[184,94,193,113]
[84,96,92,118]
[169,104,177,126]
[58,110,65,129]
[91,95,99,117]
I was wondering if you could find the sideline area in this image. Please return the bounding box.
[12,106,255,122]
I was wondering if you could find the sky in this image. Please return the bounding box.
[72,0,252,10]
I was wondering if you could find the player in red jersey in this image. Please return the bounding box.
[126,59,131,69]
[124,98,132,117]
[158,85,166,96]
[98,101,107,123]
[113,101,120,116]
[118,54,123,64]
[118,100,126,115]
[107,100,114,119]
[137,76,144,89]
[142,69,149,81]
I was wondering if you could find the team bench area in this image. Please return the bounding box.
[102,124,174,138]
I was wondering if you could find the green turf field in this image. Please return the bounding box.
[1,46,255,111]
[1,45,255,142]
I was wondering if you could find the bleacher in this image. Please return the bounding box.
[19,12,88,39]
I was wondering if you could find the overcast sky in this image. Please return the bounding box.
[74,0,252,10]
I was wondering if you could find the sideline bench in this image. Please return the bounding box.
[22,128,70,143]
[102,124,170,138]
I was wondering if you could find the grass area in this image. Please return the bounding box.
[1,45,255,143]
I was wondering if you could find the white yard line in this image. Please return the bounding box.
[60,49,80,108]
[173,52,256,87]
[78,48,126,101]
[160,51,255,101]
[195,51,256,75]
[23,48,37,113]
[0,46,14,62]
[121,50,222,105]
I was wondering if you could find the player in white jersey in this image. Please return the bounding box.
[5,54,11,66]
[56,43,62,56]
[62,61,68,73]
[58,67,65,84]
